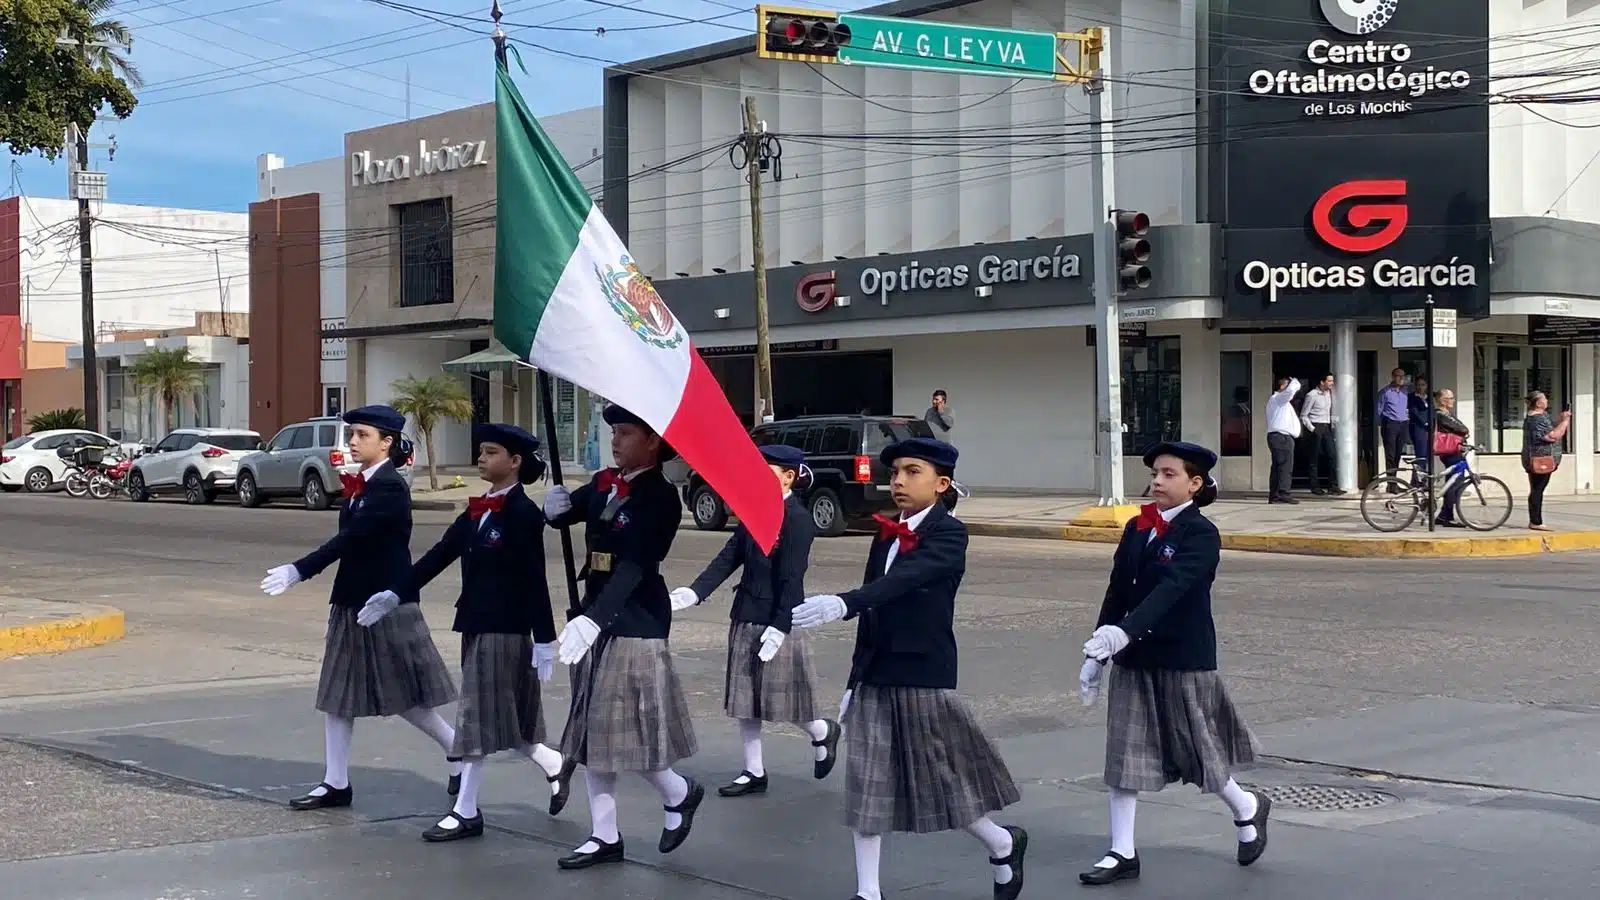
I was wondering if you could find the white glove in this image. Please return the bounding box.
[557,615,601,665]
[1079,658,1105,707]
[533,642,557,681]
[543,485,572,518]
[839,689,853,719]
[356,590,400,627]
[260,564,302,596]
[1083,624,1131,661]
[757,626,785,662]
[792,594,847,628]
[669,586,699,611]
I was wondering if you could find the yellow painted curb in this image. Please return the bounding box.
[1068,504,1142,528]
[966,522,1600,559]
[0,608,125,657]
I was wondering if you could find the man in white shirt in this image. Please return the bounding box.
[1265,376,1302,504]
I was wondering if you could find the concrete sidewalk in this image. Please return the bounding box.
[0,595,124,657]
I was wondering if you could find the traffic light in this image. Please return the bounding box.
[757,5,852,63]
[1113,209,1152,291]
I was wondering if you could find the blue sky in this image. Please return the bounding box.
[10,0,755,211]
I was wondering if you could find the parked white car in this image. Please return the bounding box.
[127,428,263,504]
[0,429,130,493]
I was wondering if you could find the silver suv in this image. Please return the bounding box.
[235,417,414,511]
[127,428,263,504]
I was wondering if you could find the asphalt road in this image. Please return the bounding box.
[2,491,1600,899]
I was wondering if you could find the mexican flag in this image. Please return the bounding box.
[491,64,783,553]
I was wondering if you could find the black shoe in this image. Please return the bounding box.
[1310,488,1327,496]
[1079,851,1139,885]
[1434,517,1466,528]
[813,718,842,779]
[422,811,484,842]
[657,778,705,854]
[991,825,1028,900]
[1237,791,1271,866]
[718,771,769,797]
[289,783,352,810]
[447,757,462,796]
[557,836,625,870]
[548,756,578,816]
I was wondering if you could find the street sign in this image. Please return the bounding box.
[837,14,1059,79]
[1392,308,1457,348]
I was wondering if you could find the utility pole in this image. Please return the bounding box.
[1424,294,1437,532]
[742,96,775,425]
[71,122,99,432]
[1085,27,1132,518]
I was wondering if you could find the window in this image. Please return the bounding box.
[1122,337,1182,455]
[751,427,780,446]
[155,433,185,452]
[33,434,69,450]
[266,428,294,451]
[863,421,898,455]
[324,386,345,418]
[317,424,338,447]
[3,435,29,450]
[203,434,263,451]
[395,198,454,308]
[818,424,856,455]
[776,426,808,449]
[1220,351,1251,457]
[174,434,200,452]
[1476,339,1569,454]
[286,426,315,451]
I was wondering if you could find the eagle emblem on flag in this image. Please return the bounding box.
[596,255,685,350]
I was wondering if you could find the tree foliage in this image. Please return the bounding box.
[389,374,475,492]
[0,0,139,160]
[27,407,86,431]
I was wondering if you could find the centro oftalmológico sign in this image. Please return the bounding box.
[1238,180,1479,303]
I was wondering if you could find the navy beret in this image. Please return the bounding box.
[601,404,677,461]
[879,436,958,472]
[759,444,805,468]
[474,422,539,459]
[343,404,405,434]
[1142,440,1218,472]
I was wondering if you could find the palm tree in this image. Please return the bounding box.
[389,374,474,491]
[129,347,204,434]
[68,0,143,89]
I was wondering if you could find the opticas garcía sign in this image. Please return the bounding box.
[1246,0,1473,118]
[1238,179,1480,303]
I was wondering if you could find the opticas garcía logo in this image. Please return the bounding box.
[1239,179,1479,303]
[1320,0,1399,37]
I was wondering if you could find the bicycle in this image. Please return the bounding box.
[1359,444,1514,532]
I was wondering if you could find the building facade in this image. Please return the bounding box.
[601,0,1600,495]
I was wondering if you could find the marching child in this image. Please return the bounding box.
[368,423,576,843]
[1077,441,1268,885]
[791,437,1027,900]
[669,443,841,797]
[260,405,460,811]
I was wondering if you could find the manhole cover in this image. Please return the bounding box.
[1243,784,1398,811]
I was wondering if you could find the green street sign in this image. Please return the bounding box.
[836,14,1060,79]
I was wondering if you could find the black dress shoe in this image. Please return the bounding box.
[813,718,842,779]
[991,825,1028,900]
[718,771,769,797]
[557,836,625,870]
[447,757,462,797]
[1079,851,1139,885]
[422,812,484,842]
[289,783,352,810]
[657,778,705,854]
[548,757,578,816]
[1237,791,1271,866]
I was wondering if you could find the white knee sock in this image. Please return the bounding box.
[399,707,458,775]
[519,742,565,795]
[575,770,619,851]
[803,718,831,762]
[852,831,883,900]
[318,714,354,792]
[1097,788,1138,867]
[964,816,1014,884]
[737,719,765,779]
[1218,778,1259,842]
[449,757,485,820]
[642,767,690,830]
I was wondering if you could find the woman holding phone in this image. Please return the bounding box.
[1521,391,1570,531]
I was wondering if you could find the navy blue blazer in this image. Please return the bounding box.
[1095,504,1222,671]
[293,462,413,611]
[689,494,813,633]
[841,502,967,690]
[546,466,682,639]
[394,483,558,641]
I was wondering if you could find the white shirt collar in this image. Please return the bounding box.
[484,482,516,498]
[781,490,792,500]
[899,503,937,531]
[1160,500,1193,522]
[621,466,650,482]
[361,458,389,481]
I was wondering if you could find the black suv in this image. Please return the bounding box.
[682,414,956,537]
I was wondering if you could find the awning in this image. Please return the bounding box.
[440,343,528,375]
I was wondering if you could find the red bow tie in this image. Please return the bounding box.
[1135,503,1169,537]
[872,514,920,553]
[340,473,365,499]
[468,495,505,520]
[596,468,631,499]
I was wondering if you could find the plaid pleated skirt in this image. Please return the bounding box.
[560,636,697,773]
[724,621,820,725]
[314,604,457,719]
[1103,664,1260,794]
[843,684,1021,835]
[451,632,546,757]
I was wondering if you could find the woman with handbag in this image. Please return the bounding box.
[1521,391,1570,531]
[1430,390,1472,529]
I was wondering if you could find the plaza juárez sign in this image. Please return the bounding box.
[350,138,489,187]
[857,246,1081,305]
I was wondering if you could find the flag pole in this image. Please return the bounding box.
[494,2,583,617]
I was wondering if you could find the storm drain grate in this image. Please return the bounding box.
[1243,784,1398,812]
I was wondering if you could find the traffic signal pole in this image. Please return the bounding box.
[743,97,776,425]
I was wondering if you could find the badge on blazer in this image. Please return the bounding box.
[1158,544,1176,562]
[615,511,630,528]
[484,527,503,547]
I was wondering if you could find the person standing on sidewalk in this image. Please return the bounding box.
[1431,390,1473,529]
[1265,376,1301,504]
[1521,391,1569,531]
[1407,375,1432,481]
[925,390,955,442]
[1299,374,1339,495]
[1377,368,1411,481]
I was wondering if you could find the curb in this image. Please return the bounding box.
[0,606,125,657]
[412,498,465,512]
[965,522,1600,558]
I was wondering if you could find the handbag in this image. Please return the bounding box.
[1433,432,1462,456]
[1529,455,1557,475]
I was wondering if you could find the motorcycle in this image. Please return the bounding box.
[61,445,128,500]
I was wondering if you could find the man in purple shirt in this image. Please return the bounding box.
[1376,368,1411,484]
